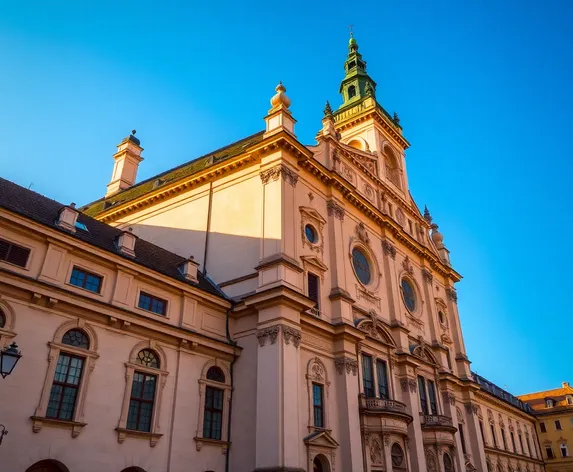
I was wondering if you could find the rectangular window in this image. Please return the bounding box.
[567,396,573,405]
[519,434,524,454]
[69,266,103,293]
[540,422,547,433]
[203,386,224,439]
[510,432,517,452]
[546,399,554,408]
[362,355,375,397]
[376,360,389,399]
[0,238,31,268]
[501,428,508,450]
[546,446,554,459]
[446,348,452,370]
[479,421,486,445]
[555,420,562,430]
[307,273,320,311]
[46,354,84,421]
[561,444,568,458]
[127,372,157,432]
[427,380,438,415]
[459,423,467,454]
[491,424,498,448]
[312,383,324,428]
[138,292,167,316]
[418,376,428,415]
[526,436,532,456]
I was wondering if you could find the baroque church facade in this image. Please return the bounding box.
[0,37,545,472]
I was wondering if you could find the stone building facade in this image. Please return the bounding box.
[0,37,545,472]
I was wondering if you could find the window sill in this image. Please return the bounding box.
[116,427,163,447]
[194,436,230,453]
[30,416,86,438]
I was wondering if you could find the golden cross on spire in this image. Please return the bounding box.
[349,24,354,37]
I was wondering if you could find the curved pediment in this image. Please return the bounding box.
[409,343,439,366]
[355,313,396,347]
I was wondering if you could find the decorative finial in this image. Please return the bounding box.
[131,129,136,136]
[270,81,291,109]
[423,205,432,224]
[323,100,333,118]
[349,24,354,38]
[393,112,400,125]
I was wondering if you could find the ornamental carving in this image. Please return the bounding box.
[308,357,326,381]
[442,391,457,405]
[402,256,414,275]
[425,448,438,472]
[326,200,345,220]
[400,378,417,393]
[396,208,405,225]
[384,434,391,446]
[464,403,479,415]
[382,239,396,259]
[422,268,433,283]
[364,183,376,201]
[260,164,299,187]
[446,287,458,302]
[257,326,280,347]
[370,436,383,465]
[283,326,301,347]
[356,222,370,244]
[334,357,358,376]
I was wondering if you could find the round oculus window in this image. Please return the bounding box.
[351,247,371,285]
[305,224,318,244]
[401,278,416,312]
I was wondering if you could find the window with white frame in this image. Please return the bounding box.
[116,342,168,447]
[32,321,99,438]
[561,444,568,458]
[195,360,232,451]
[546,398,555,408]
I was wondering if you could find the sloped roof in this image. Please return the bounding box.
[472,372,534,414]
[0,177,226,299]
[518,384,573,411]
[81,131,265,217]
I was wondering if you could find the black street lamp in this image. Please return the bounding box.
[0,425,6,445]
[0,342,22,379]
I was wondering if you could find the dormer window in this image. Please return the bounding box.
[567,395,573,405]
[546,398,555,408]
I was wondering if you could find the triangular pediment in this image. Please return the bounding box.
[301,255,329,273]
[300,206,326,225]
[303,430,339,448]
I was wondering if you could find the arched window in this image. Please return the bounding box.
[444,453,454,472]
[46,329,91,421]
[26,459,70,472]
[196,361,232,451]
[348,85,356,99]
[384,147,401,188]
[62,329,89,349]
[391,443,405,469]
[206,366,225,383]
[127,349,161,432]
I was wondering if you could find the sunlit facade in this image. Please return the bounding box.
[0,37,546,472]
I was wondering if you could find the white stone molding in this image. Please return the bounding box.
[32,319,99,438]
[194,359,231,454]
[116,341,168,447]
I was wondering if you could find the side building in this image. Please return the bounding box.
[0,177,239,472]
[519,382,573,472]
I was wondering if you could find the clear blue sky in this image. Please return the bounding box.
[1,1,571,394]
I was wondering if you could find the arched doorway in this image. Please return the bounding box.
[26,460,69,472]
[121,469,146,472]
[313,454,331,472]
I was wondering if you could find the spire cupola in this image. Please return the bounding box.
[338,32,377,109]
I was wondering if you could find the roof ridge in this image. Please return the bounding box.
[80,130,264,210]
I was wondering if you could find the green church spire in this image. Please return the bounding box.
[338,33,377,109]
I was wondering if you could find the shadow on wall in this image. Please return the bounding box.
[129,223,279,286]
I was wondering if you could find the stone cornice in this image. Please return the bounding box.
[475,390,538,421]
[483,446,544,465]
